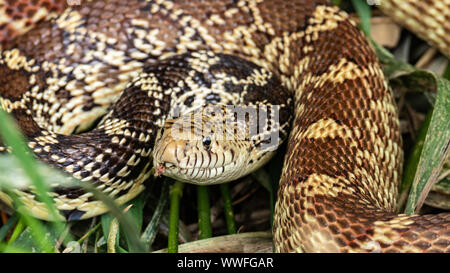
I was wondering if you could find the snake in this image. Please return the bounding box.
[0,0,449,252]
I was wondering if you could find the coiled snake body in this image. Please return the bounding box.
[0,0,449,252]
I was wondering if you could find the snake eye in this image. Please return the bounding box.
[202,137,211,147]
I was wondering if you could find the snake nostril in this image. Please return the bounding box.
[158,141,180,166]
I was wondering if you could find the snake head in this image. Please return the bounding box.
[152,105,277,185]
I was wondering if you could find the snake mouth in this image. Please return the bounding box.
[154,161,235,184]
[154,162,182,176]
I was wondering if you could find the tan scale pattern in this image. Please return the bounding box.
[0,0,449,252]
[379,0,450,58]
[0,0,68,43]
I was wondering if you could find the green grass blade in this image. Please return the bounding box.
[197,185,212,240]
[330,0,342,6]
[101,213,115,251]
[0,149,145,252]
[219,184,236,234]
[444,62,450,80]
[77,223,101,245]
[84,184,145,253]
[0,110,73,250]
[371,40,450,214]
[3,190,55,252]
[405,77,450,214]
[0,214,17,242]
[10,224,61,253]
[168,181,184,253]
[0,242,33,253]
[122,194,144,251]
[107,217,120,253]
[398,109,433,209]
[351,0,372,36]
[141,179,170,250]
[0,110,64,225]
[5,215,22,244]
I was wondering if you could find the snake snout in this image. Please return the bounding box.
[154,140,182,169]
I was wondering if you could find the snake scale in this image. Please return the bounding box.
[0,0,449,252]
